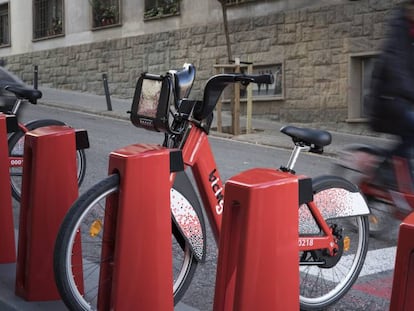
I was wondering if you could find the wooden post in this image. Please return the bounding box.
[246,60,253,134]
[232,58,240,136]
[213,61,250,135]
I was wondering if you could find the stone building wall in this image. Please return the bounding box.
[2,0,400,125]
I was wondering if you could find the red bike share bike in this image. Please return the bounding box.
[0,70,87,201]
[54,64,370,311]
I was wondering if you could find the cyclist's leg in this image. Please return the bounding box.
[388,109,414,189]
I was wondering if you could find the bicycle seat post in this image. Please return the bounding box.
[11,98,22,115]
[284,145,308,172]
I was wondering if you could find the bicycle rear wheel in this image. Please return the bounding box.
[299,176,369,310]
[54,173,198,310]
[8,119,86,201]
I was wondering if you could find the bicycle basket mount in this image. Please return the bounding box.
[130,72,173,132]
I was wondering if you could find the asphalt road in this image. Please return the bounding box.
[13,103,397,311]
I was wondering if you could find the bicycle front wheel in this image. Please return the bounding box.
[8,119,87,201]
[54,174,197,311]
[299,176,369,310]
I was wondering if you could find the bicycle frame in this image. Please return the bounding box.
[179,125,223,241]
[172,124,365,258]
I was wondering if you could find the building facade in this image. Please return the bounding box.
[0,0,405,130]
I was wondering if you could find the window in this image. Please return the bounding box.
[0,3,9,47]
[225,0,256,5]
[348,54,377,121]
[144,0,180,20]
[237,63,283,100]
[33,0,64,40]
[89,0,120,29]
[249,63,283,98]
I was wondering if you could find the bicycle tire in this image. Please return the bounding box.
[8,119,87,201]
[299,175,369,310]
[54,173,198,311]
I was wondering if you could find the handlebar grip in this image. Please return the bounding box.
[252,74,274,85]
[236,74,274,86]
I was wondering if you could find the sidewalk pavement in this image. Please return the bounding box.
[0,86,393,311]
[0,260,196,310]
[38,86,394,157]
[1,228,197,311]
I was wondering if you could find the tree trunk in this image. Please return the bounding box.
[219,1,232,62]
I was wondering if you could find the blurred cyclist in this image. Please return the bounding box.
[368,1,414,187]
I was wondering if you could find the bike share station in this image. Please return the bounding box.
[82,70,311,310]
[390,213,414,310]
[0,109,89,308]
[92,146,314,310]
[0,68,308,309]
[0,113,18,264]
[1,75,414,311]
[0,101,308,310]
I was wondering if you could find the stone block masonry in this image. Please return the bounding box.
[3,0,399,125]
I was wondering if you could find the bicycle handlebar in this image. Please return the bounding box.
[194,73,274,120]
[235,74,274,85]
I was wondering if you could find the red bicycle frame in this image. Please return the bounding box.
[179,125,223,242]
[175,125,340,255]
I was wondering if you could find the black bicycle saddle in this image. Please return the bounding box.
[281,125,332,150]
[3,83,42,104]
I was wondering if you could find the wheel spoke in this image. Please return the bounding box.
[54,175,198,310]
[299,177,369,310]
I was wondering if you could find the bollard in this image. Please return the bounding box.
[390,212,414,311]
[15,125,86,301]
[33,65,38,90]
[102,73,112,111]
[213,168,306,311]
[0,114,18,263]
[96,144,181,310]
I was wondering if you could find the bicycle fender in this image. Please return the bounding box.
[299,176,370,234]
[171,171,206,262]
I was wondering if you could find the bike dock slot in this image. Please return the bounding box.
[99,144,183,310]
[213,168,312,310]
[390,212,414,311]
[0,114,18,263]
[15,125,88,301]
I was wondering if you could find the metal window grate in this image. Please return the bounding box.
[91,0,120,28]
[225,0,256,5]
[144,0,180,19]
[0,4,9,46]
[33,0,63,39]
